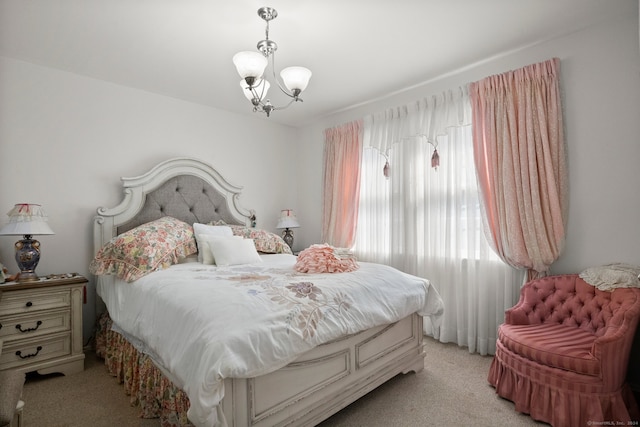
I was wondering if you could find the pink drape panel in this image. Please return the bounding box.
[322,120,363,248]
[470,58,567,278]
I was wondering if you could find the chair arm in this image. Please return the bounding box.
[592,321,639,390]
[505,302,541,325]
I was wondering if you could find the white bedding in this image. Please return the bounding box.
[97,254,444,427]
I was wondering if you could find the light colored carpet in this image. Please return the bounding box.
[22,337,546,426]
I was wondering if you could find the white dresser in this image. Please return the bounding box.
[0,275,86,375]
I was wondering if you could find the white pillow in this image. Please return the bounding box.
[209,238,263,266]
[193,223,233,263]
[199,235,241,265]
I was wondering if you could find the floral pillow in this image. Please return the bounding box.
[90,216,198,282]
[211,221,293,255]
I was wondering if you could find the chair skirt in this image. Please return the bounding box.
[489,339,640,427]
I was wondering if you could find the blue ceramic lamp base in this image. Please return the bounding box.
[15,234,41,282]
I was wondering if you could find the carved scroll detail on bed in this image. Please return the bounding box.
[93,157,253,315]
[94,157,251,250]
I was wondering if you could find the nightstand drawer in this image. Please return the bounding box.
[0,332,71,370]
[0,309,70,342]
[0,276,85,375]
[0,290,70,316]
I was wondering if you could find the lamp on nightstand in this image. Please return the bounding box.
[0,204,55,282]
[276,209,299,251]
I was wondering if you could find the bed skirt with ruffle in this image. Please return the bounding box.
[95,312,193,427]
[488,339,640,427]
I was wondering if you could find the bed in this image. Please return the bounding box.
[91,157,444,427]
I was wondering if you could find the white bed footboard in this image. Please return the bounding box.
[222,313,424,426]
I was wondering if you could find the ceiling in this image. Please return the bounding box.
[0,0,634,127]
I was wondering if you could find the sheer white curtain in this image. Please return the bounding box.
[355,87,524,355]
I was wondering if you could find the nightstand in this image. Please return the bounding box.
[0,274,86,375]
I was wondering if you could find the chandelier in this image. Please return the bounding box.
[233,7,312,117]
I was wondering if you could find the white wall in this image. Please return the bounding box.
[295,9,640,275]
[1,6,638,345]
[0,57,299,342]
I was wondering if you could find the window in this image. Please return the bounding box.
[354,99,523,355]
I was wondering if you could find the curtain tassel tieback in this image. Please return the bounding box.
[431,148,440,170]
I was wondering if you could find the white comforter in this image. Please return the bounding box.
[97,254,444,427]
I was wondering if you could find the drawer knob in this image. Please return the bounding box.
[15,346,43,359]
[15,320,42,333]
[25,301,33,308]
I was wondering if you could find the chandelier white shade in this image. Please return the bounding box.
[233,7,312,117]
[240,78,270,102]
[280,66,312,93]
[232,51,268,80]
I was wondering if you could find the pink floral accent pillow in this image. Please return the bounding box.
[294,244,359,273]
[211,221,293,255]
[90,216,197,282]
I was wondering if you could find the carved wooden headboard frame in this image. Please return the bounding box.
[92,157,253,314]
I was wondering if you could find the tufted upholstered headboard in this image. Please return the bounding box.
[92,157,253,315]
[116,175,245,234]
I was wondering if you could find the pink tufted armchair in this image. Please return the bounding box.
[489,274,640,426]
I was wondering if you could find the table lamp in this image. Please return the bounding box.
[276,209,300,251]
[0,203,55,282]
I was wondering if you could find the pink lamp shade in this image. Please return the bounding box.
[276,209,300,230]
[0,204,55,236]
